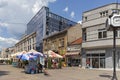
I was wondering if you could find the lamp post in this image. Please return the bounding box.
[112,28,118,80]
[106,12,120,80]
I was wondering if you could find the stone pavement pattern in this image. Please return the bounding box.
[0,63,120,80]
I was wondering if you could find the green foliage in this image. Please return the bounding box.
[48,58,52,69]
[58,59,62,69]
[5,60,12,64]
[8,60,12,64]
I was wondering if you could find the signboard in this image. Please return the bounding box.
[67,45,81,51]
[106,13,120,31]
[111,14,120,27]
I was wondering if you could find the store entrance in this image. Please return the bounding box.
[92,58,99,68]
[86,53,105,68]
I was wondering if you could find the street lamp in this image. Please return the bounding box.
[106,12,120,80]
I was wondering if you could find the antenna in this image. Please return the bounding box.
[116,0,118,9]
[116,0,119,14]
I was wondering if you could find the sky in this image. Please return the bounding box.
[0,0,117,50]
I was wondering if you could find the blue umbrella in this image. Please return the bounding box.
[28,52,44,57]
[16,51,26,59]
[17,53,37,61]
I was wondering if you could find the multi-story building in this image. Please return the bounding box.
[1,48,8,58]
[1,47,15,60]
[15,32,36,52]
[67,37,82,66]
[0,51,1,58]
[26,6,76,52]
[43,23,82,66]
[82,3,120,68]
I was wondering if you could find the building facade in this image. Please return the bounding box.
[1,47,14,60]
[15,32,36,52]
[43,23,82,66]
[27,6,76,52]
[66,38,82,66]
[82,3,120,69]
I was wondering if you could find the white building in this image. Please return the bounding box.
[1,47,15,60]
[82,3,120,69]
[15,32,36,52]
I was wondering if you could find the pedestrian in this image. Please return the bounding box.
[86,59,90,68]
[37,63,43,73]
[43,58,50,76]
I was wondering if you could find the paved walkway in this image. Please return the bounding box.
[0,63,120,80]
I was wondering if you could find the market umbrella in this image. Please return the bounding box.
[20,54,37,61]
[47,50,63,58]
[11,52,21,57]
[27,49,44,57]
[16,51,27,59]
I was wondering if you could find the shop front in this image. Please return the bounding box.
[82,48,120,69]
[66,52,81,67]
[86,53,105,68]
[84,50,106,68]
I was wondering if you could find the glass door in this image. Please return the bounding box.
[100,58,105,68]
[92,58,99,68]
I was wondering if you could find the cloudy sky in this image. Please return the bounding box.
[0,0,116,50]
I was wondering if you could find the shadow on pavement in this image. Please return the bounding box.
[0,71,10,76]
[99,74,112,79]
[21,71,25,73]
[0,63,6,65]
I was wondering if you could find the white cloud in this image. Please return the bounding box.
[0,0,8,8]
[70,11,75,18]
[0,36,18,50]
[0,0,57,38]
[0,22,8,27]
[32,0,56,14]
[0,37,18,44]
[0,0,56,50]
[63,6,68,12]
[77,20,82,24]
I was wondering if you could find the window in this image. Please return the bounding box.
[61,38,64,47]
[85,17,87,21]
[105,11,108,16]
[103,31,107,38]
[118,30,120,37]
[100,10,108,17]
[83,29,86,41]
[98,32,102,38]
[98,30,107,39]
[59,38,64,47]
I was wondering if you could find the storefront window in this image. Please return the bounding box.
[86,53,105,68]
[100,58,105,68]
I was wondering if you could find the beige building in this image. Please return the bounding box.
[82,3,120,68]
[43,23,82,66]
[15,32,36,52]
[1,48,8,58]
[67,37,82,66]
[1,47,14,60]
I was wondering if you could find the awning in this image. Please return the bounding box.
[86,50,105,54]
[0,58,10,60]
[44,50,63,58]
[65,52,80,56]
